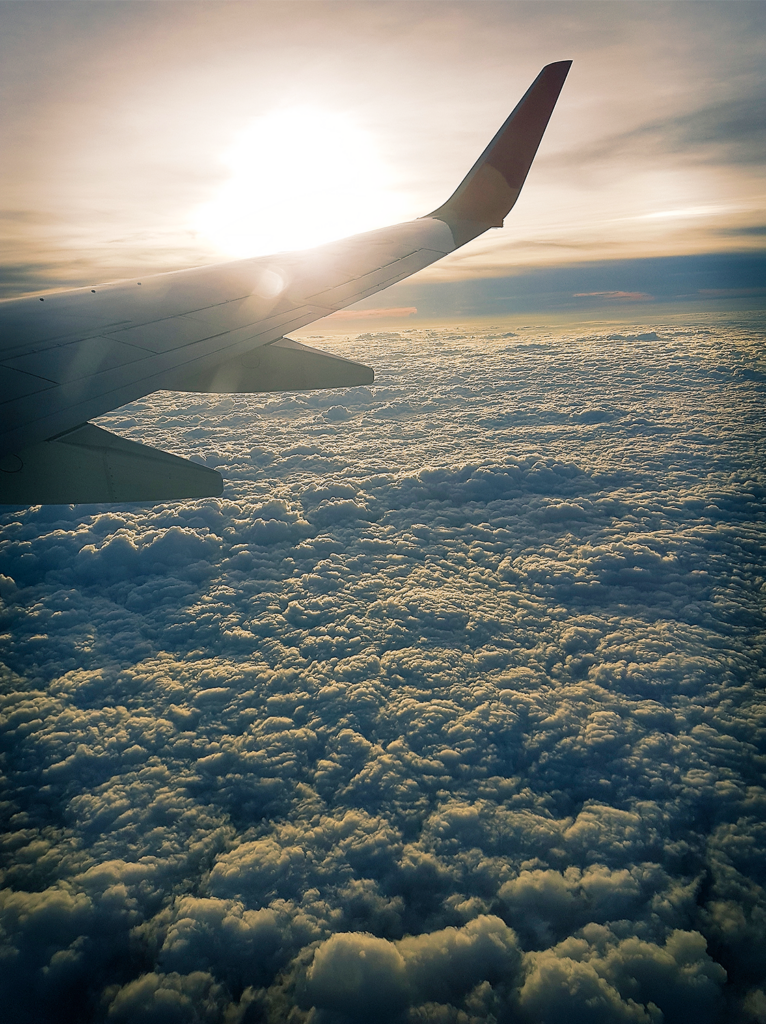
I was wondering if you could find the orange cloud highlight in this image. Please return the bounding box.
[326,307,418,319]
[573,291,652,301]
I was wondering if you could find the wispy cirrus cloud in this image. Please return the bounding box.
[326,306,418,320]
[572,290,652,301]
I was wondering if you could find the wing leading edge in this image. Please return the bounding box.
[0,60,571,504]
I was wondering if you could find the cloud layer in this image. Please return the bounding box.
[1,312,764,1022]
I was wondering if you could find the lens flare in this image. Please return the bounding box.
[193,107,407,258]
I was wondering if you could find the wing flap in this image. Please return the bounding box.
[0,424,222,504]
[174,337,373,393]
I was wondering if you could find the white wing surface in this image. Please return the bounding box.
[0,61,571,504]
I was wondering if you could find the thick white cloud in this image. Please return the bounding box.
[301,915,522,1020]
[520,928,727,1024]
[0,314,764,1021]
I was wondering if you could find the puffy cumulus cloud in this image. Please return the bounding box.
[497,863,665,948]
[0,313,764,1022]
[104,970,227,1024]
[302,930,411,1020]
[138,896,301,990]
[519,927,726,1024]
[300,915,522,1022]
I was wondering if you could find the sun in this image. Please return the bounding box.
[192,107,407,259]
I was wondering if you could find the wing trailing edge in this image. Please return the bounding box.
[0,424,222,505]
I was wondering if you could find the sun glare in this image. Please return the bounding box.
[193,107,407,259]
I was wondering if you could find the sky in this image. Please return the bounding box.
[0,1,765,310]
[1,309,765,1022]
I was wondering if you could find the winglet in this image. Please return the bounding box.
[427,60,572,246]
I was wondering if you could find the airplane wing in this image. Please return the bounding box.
[0,60,571,504]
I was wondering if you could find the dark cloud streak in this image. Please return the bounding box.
[561,92,766,170]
